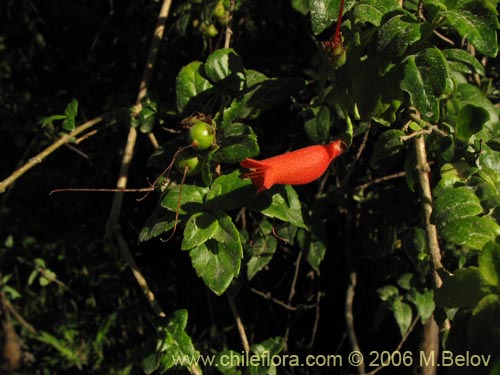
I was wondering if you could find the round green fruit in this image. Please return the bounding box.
[175,150,202,176]
[189,121,215,150]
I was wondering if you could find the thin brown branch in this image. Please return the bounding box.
[342,122,371,185]
[148,132,160,149]
[105,0,173,325]
[414,136,445,287]
[345,271,365,375]
[356,171,407,191]
[3,298,37,335]
[107,0,173,232]
[224,0,236,49]
[284,250,303,349]
[0,115,105,194]
[227,292,250,352]
[115,231,166,318]
[308,274,322,348]
[366,316,420,375]
[250,287,298,311]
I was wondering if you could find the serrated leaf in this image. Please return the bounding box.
[181,212,218,250]
[175,61,213,112]
[401,47,450,122]
[247,220,278,280]
[468,294,500,356]
[258,185,307,229]
[377,14,432,73]
[456,104,489,140]
[372,129,405,162]
[442,48,485,76]
[479,242,500,286]
[204,48,245,90]
[353,0,401,26]
[62,99,78,131]
[440,216,500,251]
[441,0,499,57]
[243,77,305,113]
[304,106,332,143]
[190,211,242,295]
[391,299,413,337]
[408,290,435,323]
[213,122,259,164]
[435,267,491,308]
[139,205,176,242]
[142,310,200,374]
[432,186,483,227]
[161,185,208,215]
[205,170,253,211]
[309,0,355,35]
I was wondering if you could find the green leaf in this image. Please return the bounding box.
[258,185,307,230]
[440,216,500,251]
[353,0,401,26]
[181,212,218,250]
[377,285,399,301]
[304,105,332,143]
[372,129,405,162]
[456,83,499,125]
[161,184,208,215]
[309,0,355,34]
[435,267,491,308]
[291,0,309,15]
[246,220,278,280]
[478,143,500,175]
[400,47,450,122]
[441,0,499,57]
[205,170,253,211]
[62,99,78,131]
[377,14,432,73]
[213,122,259,164]
[190,211,242,295]
[139,206,176,242]
[455,104,489,140]
[468,294,500,356]
[391,299,413,337]
[432,186,483,227]
[479,242,500,286]
[175,61,213,112]
[243,77,305,113]
[142,310,201,374]
[204,48,245,90]
[408,289,435,323]
[36,331,83,368]
[442,48,485,76]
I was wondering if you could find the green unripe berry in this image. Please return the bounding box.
[189,121,215,150]
[205,24,218,38]
[175,150,202,176]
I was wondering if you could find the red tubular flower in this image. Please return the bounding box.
[241,140,345,192]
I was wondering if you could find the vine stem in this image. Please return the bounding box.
[227,292,251,352]
[0,115,105,194]
[224,0,236,49]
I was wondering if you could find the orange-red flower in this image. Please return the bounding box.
[240,140,345,192]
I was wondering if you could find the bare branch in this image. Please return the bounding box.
[0,115,105,194]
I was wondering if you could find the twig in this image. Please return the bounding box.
[148,132,160,149]
[307,272,322,348]
[342,122,371,185]
[224,0,236,49]
[284,251,303,349]
[0,115,105,193]
[408,109,449,138]
[250,287,298,311]
[107,0,173,231]
[227,292,250,352]
[355,171,407,191]
[345,271,365,375]
[366,316,419,375]
[115,231,166,318]
[3,298,37,335]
